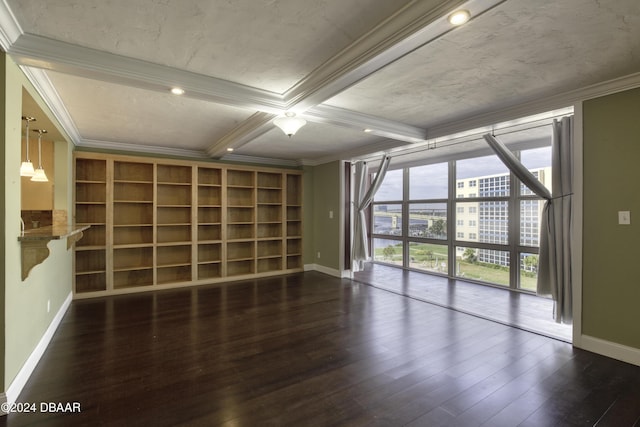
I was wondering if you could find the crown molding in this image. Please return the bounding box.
[300,137,407,166]
[0,0,21,51]
[219,153,300,168]
[426,71,640,142]
[9,33,286,113]
[349,72,640,165]
[206,111,276,157]
[79,139,210,159]
[20,66,82,145]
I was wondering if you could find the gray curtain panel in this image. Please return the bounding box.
[352,156,391,272]
[483,116,573,323]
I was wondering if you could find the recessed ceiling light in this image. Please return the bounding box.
[170,87,185,95]
[364,129,373,133]
[448,9,470,26]
[226,148,234,152]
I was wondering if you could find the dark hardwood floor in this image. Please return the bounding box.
[354,264,572,342]
[2,271,640,426]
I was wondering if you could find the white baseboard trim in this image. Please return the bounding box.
[4,292,72,407]
[577,334,640,367]
[304,263,344,278]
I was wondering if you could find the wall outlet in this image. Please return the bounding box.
[47,300,50,313]
[329,210,333,219]
[317,251,321,259]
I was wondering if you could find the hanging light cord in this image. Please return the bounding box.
[37,131,43,168]
[25,120,31,162]
[22,116,36,162]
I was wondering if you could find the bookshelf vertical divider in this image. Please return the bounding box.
[191,166,198,283]
[105,159,114,292]
[253,171,258,274]
[152,163,158,286]
[220,167,228,278]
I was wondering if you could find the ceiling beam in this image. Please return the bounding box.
[306,104,427,143]
[205,112,276,158]
[284,0,466,111]
[284,0,507,112]
[9,33,287,114]
[8,32,431,153]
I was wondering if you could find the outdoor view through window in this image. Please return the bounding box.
[370,114,559,292]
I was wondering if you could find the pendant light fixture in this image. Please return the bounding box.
[20,116,36,176]
[31,129,48,182]
[273,112,307,137]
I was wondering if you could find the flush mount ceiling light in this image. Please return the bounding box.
[170,87,185,95]
[273,112,307,137]
[20,116,36,177]
[31,129,48,182]
[448,9,470,26]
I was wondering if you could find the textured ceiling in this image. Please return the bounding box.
[3,0,640,165]
[326,0,640,127]
[8,0,411,92]
[46,71,253,151]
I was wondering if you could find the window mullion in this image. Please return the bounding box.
[402,167,409,268]
[509,153,520,289]
[448,159,456,277]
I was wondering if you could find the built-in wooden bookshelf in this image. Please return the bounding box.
[156,164,193,285]
[74,158,108,293]
[197,166,222,280]
[73,152,302,297]
[226,169,256,277]
[286,173,303,270]
[256,171,284,273]
[112,160,154,290]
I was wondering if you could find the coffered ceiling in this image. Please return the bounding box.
[2,0,639,165]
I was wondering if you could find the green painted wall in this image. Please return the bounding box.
[302,165,315,266]
[583,87,640,349]
[306,161,341,271]
[0,52,7,393]
[3,53,74,392]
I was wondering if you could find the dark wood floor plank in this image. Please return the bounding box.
[2,271,640,427]
[593,390,640,426]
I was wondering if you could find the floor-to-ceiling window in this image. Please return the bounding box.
[369,112,560,292]
[407,162,449,274]
[372,169,404,266]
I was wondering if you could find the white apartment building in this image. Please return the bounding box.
[456,168,551,266]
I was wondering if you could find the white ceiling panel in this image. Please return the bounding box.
[46,70,253,152]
